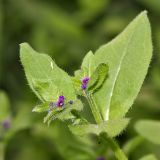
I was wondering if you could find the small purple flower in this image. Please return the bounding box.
[59,95,65,101]
[56,95,65,107]
[96,157,105,160]
[82,77,90,84]
[56,100,64,107]
[81,83,87,90]
[81,77,90,90]
[2,119,11,130]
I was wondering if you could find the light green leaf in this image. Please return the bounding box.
[0,90,10,121]
[20,43,76,102]
[93,11,152,120]
[72,51,96,95]
[134,120,160,145]
[71,77,83,96]
[81,51,95,77]
[44,99,83,125]
[87,63,109,92]
[69,118,129,137]
[74,51,95,80]
[139,154,158,160]
[32,102,49,113]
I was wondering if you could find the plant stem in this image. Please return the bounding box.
[84,91,103,124]
[100,133,128,160]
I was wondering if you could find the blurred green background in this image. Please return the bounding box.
[0,0,160,160]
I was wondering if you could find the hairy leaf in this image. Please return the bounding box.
[20,43,76,102]
[93,11,152,120]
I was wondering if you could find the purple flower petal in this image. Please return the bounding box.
[59,95,65,101]
[81,83,87,90]
[82,77,90,84]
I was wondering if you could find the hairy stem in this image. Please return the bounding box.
[84,91,103,123]
[100,133,128,160]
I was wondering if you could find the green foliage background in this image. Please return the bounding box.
[0,0,160,160]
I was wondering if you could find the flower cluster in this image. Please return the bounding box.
[49,96,74,112]
[81,77,90,90]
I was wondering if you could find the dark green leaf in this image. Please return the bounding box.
[87,63,109,92]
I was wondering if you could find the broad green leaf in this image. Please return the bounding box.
[20,43,76,102]
[69,118,129,137]
[44,99,83,125]
[93,11,152,120]
[87,63,109,92]
[139,154,158,160]
[0,90,10,121]
[134,120,160,145]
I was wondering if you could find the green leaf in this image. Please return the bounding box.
[20,43,76,102]
[134,120,160,145]
[87,63,109,92]
[0,90,10,121]
[139,154,158,160]
[74,51,95,81]
[93,11,152,120]
[69,118,129,137]
[32,102,49,113]
[81,51,95,77]
[44,99,83,125]
[72,51,96,96]
[71,76,83,96]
